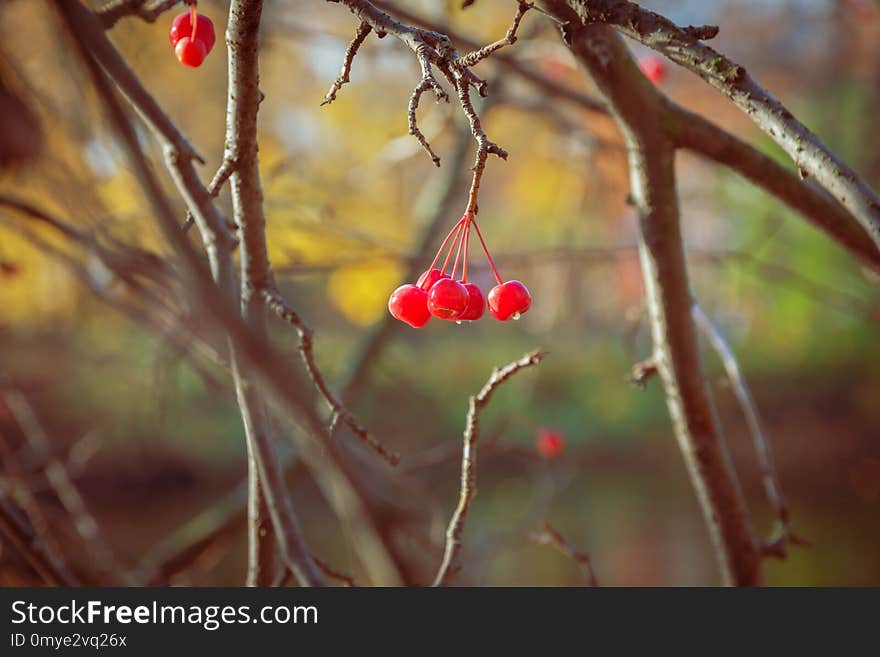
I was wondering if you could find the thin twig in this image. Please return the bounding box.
[262,287,399,466]
[529,522,600,586]
[0,433,79,585]
[326,0,528,209]
[433,350,545,586]
[183,157,238,233]
[322,21,372,106]
[97,0,181,29]
[691,304,805,559]
[0,494,78,586]
[1,385,130,583]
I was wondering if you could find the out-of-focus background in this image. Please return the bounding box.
[0,0,878,586]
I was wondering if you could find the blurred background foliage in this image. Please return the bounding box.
[0,0,878,586]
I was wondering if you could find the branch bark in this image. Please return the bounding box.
[564,0,880,255]
[433,350,544,586]
[539,2,763,585]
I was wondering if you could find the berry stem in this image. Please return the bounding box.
[440,220,465,276]
[471,217,503,285]
[461,215,471,283]
[190,3,198,41]
[450,216,467,280]
[424,216,466,285]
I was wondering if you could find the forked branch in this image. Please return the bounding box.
[433,350,545,586]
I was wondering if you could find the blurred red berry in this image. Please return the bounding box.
[638,55,667,85]
[388,284,431,328]
[488,280,531,321]
[536,428,565,459]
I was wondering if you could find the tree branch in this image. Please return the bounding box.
[433,350,544,586]
[565,0,880,255]
[538,3,763,585]
[373,2,880,272]
[97,0,180,29]
[529,522,599,586]
[224,0,323,587]
[325,0,526,206]
[691,304,805,559]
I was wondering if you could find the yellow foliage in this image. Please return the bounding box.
[327,258,403,326]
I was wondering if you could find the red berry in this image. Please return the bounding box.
[169,12,216,54]
[427,278,469,320]
[457,283,485,321]
[388,284,431,328]
[487,280,531,321]
[638,55,667,85]
[417,268,449,290]
[536,428,565,459]
[175,37,207,68]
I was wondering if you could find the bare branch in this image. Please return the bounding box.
[454,1,533,68]
[1,385,130,583]
[97,0,181,29]
[529,522,599,586]
[326,0,526,209]
[58,0,404,587]
[183,157,238,233]
[629,358,658,388]
[312,557,356,587]
[262,287,400,466]
[0,495,78,586]
[565,0,880,255]
[375,2,880,271]
[537,6,763,585]
[224,0,323,587]
[0,432,80,585]
[433,350,545,586]
[322,21,372,106]
[691,304,805,559]
[407,79,442,166]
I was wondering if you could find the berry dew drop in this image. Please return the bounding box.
[387,211,531,328]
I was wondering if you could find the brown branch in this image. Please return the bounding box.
[312,557,356,587]
[0,494,78,586]
[669,109,880,273]
[183,157,238,233]
[565,0,880,255]
[322,21,372,106]
[262,287,400,466]
[433,349,545,586]
[325,0,527,209]
[224,0,322,588]
[691,304,805,559]
[538,5,763,585]
[58,0,404,587]
[454,1,532,68]
[97,0,181,29]
[374,2,880,272]
[407,79,442,166]
[529,522,599,586]
[1,385,130,584]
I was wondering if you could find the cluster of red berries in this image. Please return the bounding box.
[535,427,565,459]
[388,212,531,328]
[169,4,215,68]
